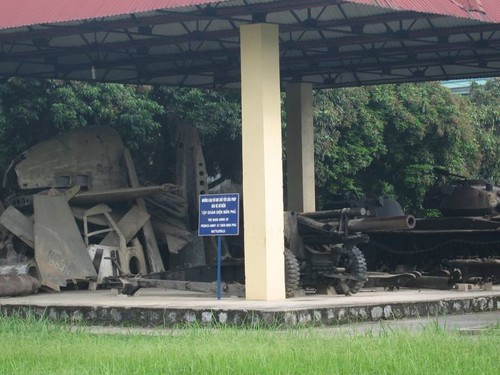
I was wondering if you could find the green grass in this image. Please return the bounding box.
[0,314,498,375]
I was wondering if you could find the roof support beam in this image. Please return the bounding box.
[3,20,497,64]
[17,36,495,75]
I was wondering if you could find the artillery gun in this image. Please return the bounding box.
[283,208,415,296]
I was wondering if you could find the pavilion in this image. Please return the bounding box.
[1,0,500,300]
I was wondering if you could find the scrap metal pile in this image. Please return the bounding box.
[0,125,197,296]
[0,124,419,298]
[2,126,496,299]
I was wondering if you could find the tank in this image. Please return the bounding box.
[423,171,499,217]
[351,174,500,284]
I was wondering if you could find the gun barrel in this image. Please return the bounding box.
[347,215,416,232]
[301,207,367,219]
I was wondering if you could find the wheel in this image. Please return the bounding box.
[333,246,367,295]
[284,248,300,297]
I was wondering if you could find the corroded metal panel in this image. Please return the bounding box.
[100,204,150,246]
[34,195,97,290]
[0,206,34,248]
[70,186,168,205]
[124,148,165,273]
[13,126,127,191]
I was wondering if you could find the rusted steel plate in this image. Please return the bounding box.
[13,126,127,191]
[124,148,164,273]
[70,186,168,205]
[100,204,150,246]
[0,206,34,248]
[34,195,97,291]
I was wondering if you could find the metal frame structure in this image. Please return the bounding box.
[1,0,500,88]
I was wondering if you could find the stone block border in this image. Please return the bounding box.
[1,295,498,328]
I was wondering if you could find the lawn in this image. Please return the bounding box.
[0,314,498,374]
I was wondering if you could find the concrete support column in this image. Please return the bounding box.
[240,23,285,301]
[286,82,316,212]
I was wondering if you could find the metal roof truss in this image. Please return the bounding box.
[1,0,500,88]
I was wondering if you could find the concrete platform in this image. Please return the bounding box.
[1,286,499,328]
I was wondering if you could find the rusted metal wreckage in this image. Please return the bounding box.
[1,126,496,298]
[0,125,204,296]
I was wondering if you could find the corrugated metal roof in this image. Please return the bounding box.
[1,0,500,31]
[1,0,500,88]
[349,0,499,22]
[0,0,223,29]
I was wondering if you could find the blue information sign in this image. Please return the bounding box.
[198,193,240,236]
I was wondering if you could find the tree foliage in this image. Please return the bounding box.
[0,77,499,216]
[468,80,500,183]
[0,79,165,184]
[313,82,484,213]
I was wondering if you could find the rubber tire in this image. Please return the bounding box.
[284,249,300,298]
[334,246,367,295]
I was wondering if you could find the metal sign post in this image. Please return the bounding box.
[198,193,240,300]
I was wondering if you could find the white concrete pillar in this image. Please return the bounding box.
[240,23,285,301]
[286,82,316,212]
